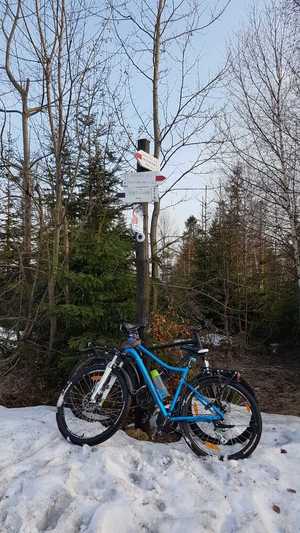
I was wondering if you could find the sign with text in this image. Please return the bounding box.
[122,171,166,186]
[123,187,159,204]
[134,150,160,171]
[118,171,166,203]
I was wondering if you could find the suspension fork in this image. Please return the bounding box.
[203,356,210,372]
[89,354,122,405]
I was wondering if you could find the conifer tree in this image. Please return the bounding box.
[54,132,135,351]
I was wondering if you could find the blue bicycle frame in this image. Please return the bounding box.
[123,343,224,423]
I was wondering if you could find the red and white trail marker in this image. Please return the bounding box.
[134,150,160,172]
[122,171,166,186]
[131,208,139,226]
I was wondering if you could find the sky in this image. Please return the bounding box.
[149,0,267,235]
[0,0,267,237]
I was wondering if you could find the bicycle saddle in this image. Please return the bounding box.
[121,322,141,334]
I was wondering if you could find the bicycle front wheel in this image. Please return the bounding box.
[56,365,131,446]
[179,375,262,460]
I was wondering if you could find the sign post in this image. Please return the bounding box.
[135,139,151,331]
[134,140,152,430]
[119,142,164,330]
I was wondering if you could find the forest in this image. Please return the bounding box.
[0,0,299,406]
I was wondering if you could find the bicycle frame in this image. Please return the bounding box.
[123,344,224,423]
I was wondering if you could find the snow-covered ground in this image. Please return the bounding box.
[0,406,299,533]
[0,327,18,342]
[202,333,229,347]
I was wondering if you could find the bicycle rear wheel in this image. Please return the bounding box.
[179,375,262,460]
[56,364,131,446]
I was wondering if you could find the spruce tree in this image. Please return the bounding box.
[55,132,135,351]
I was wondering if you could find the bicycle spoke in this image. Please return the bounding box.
[180,375,261,459]
[60,368,126,440]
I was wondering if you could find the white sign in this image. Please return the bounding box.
[123,187,159,204]
[119,170,165,204]
[122,171,166,186]
[134,150,160,171]
[125,171,157,187]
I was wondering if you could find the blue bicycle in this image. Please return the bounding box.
[56,323,262,460]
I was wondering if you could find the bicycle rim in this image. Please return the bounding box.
[180,377,262,459]
[57,367,129,444]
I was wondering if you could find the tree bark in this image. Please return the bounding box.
[21,90,32,277]
[150,0,164,313]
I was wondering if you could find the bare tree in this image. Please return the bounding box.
[224,0,300,317]
[0,0,40,275]
[0,0,112,355]
[108,0,231,317]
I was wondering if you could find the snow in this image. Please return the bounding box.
[201,333,230,347]
[0,406,299,533]
[0,327,18,342]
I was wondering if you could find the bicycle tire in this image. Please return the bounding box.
[192,372,257,445]
[179,375,262,460]
[56,364,131,446]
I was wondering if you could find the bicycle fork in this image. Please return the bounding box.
[89,355,120,406]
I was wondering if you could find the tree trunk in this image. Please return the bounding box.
[150,0,163,313]
[289,216,300,324]
[48,166,63,359]
[150,201,160,312]
[21,92,32,279]
[63,210,70,305]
